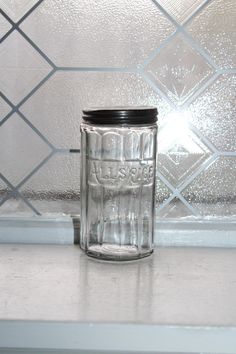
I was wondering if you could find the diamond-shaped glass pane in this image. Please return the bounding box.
[0,195,35,216]
[0,0,39,22]
[21,71,171,149]
[186,0,236,68]
[0,31,52,104]
[0,97,11,122]
[0,178,10,203]
[155,178,172,209]
[20,154,80,214]
[20,0,175,67]
[0,13,11,39]
[157,197,194,219]
[182,157,236,216]
[157,0,206,24]
[190,74,236,152]
[157,111,212,187]
[0,113,52,185]
[146,34,214,105]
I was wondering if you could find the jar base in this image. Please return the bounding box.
[86,244,153,261]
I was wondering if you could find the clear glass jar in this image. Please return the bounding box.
[80,107,158,261]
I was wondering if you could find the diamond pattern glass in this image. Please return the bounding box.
[182,157,236,216]
[186,0,236,68]
[0,196,35,216]
[0,0,235,220]
[157,197,194,219]
[0,0,39,22]
[155,178,172,209]
[157,0,207,24]
[0,13,11,39]
[20,72,171,149]
[0,113,52,185]
[189,74,236,151]
[146,34,214,105]
[0,97,11,122]
[20,154,80,214]
[0,179,9,203]
[20,0,175,67]
[157,112,212,187]
[0,31,52,104]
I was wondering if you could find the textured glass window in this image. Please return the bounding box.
[0,0,235,218]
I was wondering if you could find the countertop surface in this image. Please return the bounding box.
[0,244,236,326]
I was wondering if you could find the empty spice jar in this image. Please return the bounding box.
[80,107,158,261]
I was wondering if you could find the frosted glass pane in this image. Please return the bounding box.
[20,0,175,67]
[0,0,39,22]
[0,179,9,203]
[157,112,212,187]
[20,72,171,149]
[0,97,11,122]
[157,198,194,219]
[20,154,80,214]
[189,75,236,151]
[187,0,236,68]
[0,13,11,38]
[0,179,35,216]
[182,157,236,216]
[155,178,172,208]
[0,0,235,219]
[157,0,206,24]
[0,31,51,104]
[146,34,214,105]
[0,197,35,216]
[0,113,51,185]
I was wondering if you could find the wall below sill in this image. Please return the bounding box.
[0,216,236,247]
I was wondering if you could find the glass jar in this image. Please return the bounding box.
[80,107,158,261]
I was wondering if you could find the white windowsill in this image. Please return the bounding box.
[0,244,236,353]
[0,216,236,247]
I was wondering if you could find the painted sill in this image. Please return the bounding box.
[0,245,236,353]
[0,216,236,247]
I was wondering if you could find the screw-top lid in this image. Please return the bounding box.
[82,106,158,125]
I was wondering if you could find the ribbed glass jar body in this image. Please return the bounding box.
[80,121,157,261]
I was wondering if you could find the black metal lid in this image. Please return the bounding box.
[82,106,158,125]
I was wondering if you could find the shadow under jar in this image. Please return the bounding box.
[80,107,158,261]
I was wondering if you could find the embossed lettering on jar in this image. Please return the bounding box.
[80,107,158,261]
